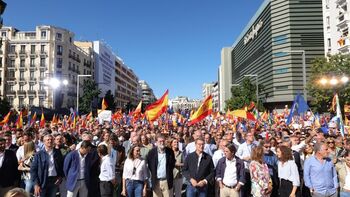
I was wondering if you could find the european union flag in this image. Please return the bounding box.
[286,93,309,125]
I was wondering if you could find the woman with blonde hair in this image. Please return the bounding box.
[18,141,35,193]
[4,188,29,197]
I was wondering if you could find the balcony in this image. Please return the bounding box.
[19,50,27,56]
[7,65,16,70]
[337,12,350,29]
[338,37,350,53]
[7,90,16,95]
[29,51,37,57]
[19,66,27,71]
[8,52,17,57]
[29,77,36,82]
[38,90,46,95]
[7,77,16,81]
[39,51,47,57]
[19,77,26,82]
[28,90,36,95]
[17,90,26,95]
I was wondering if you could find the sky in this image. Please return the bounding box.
[3,0,263,99]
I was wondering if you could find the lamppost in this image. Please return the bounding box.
[281,50,307,99]
[244,74,259,106]
[43,76,68,109]
[76,74,91,113]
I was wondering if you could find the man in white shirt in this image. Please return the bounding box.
[185,130,213,158]
[98,144,116,197]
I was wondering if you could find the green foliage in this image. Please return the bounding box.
[79,79,101,114]
[225,78,265,111]
[308,54,350,113]
[0,97,11,116]
[103,90,116,111]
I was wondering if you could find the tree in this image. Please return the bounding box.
[103,90,116,111]
[0,97,11,117]
[79,79,101,114]
[308,54,350,113]
[225,78,265,111]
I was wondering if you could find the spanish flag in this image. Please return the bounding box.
[188,95,212,125]
[0,111,11,125]
[145,90,169,122]
[30,112,37,126]
[40,112,45,128]
[134,100,142,115]
[102,98,108,110]
[16,112,23,129]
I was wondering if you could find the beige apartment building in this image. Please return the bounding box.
[115,57,140,108]
[0,25,94,110]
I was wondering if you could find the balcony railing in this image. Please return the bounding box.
[7,90,16,95]
[7,77,16,81]
[17,90,26,95]
[38,90,46,95]
[28,90,36,95]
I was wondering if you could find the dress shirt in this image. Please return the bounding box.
[236,142,256,169]
[78,151,86,179]
[157,151,167,179]
[0,152,4,168]
[46,149,57,177]
[304,156,338,196]
[212,149,225,168]
[278,160,300,186]
[99,155,115,181]
[16,146,24,161]
[185,142,213,157]
[222,158,237,187]
[122,158,147,181]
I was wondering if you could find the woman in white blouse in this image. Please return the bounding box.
[276,145,300,197]
[122,145,148,197]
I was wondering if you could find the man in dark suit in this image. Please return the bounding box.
[147,133,176,197]
[0,137,20,196]
[30,133,64,197]
[4,132,18,152]
[183,137,215,197]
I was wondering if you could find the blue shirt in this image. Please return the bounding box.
[157,151,166,179]
[303,156,338,195]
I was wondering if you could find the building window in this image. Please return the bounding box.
[41,45,45,52]
[30,58,35,67]
[56,58,62,68]
[9,70,15,78]
[40,71,44,78]
[273,35,288,45]
[20,59,25,67]
[30,71,34,79]
[39,97,44,106]
[328,38,331,48]
[20,45,26,53]
[19,84,24,91]
[1,32,6,37]
[273,52,288,57]
[41,31,46,38]
[7,97,13,105]
[0,57,2,67]
[29,98,34,106]
[40,58,45,67]
[20,71,24,80]
[57,45,63,55]
[31,45,36,54]
[29,84,34,91]
[275,86,288,90]
[56,33,62,40]
[275,68,288,74]
[19,98,24,107]
[10,45,15,53]
[10,59,15,67]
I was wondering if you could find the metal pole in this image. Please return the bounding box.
[256,76,259,106]
[302,51,307,100]
[77,76,79,113]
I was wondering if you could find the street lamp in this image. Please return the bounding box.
[281,50,307,99]
[77,74,92,113]
[43,76,69,109]
[318,75,349,87]
[244,74,259,106]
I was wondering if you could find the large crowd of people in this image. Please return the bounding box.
[0,111,349,197]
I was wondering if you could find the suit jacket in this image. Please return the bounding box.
[7,144,19,153]
[0,150,19,187]
[215,156,246,184]
[183,151,215,185]
[147,147,175,189]
[64,150,92,192]
[30,148,64,188]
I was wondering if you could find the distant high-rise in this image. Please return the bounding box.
[138,80,156,105]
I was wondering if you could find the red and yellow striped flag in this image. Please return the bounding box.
[145,90,169,122]
[0,111,11,125]
[40,112,45,128]
[102,98,108,110]
[16,112,23,129]
[188,95,212,125]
